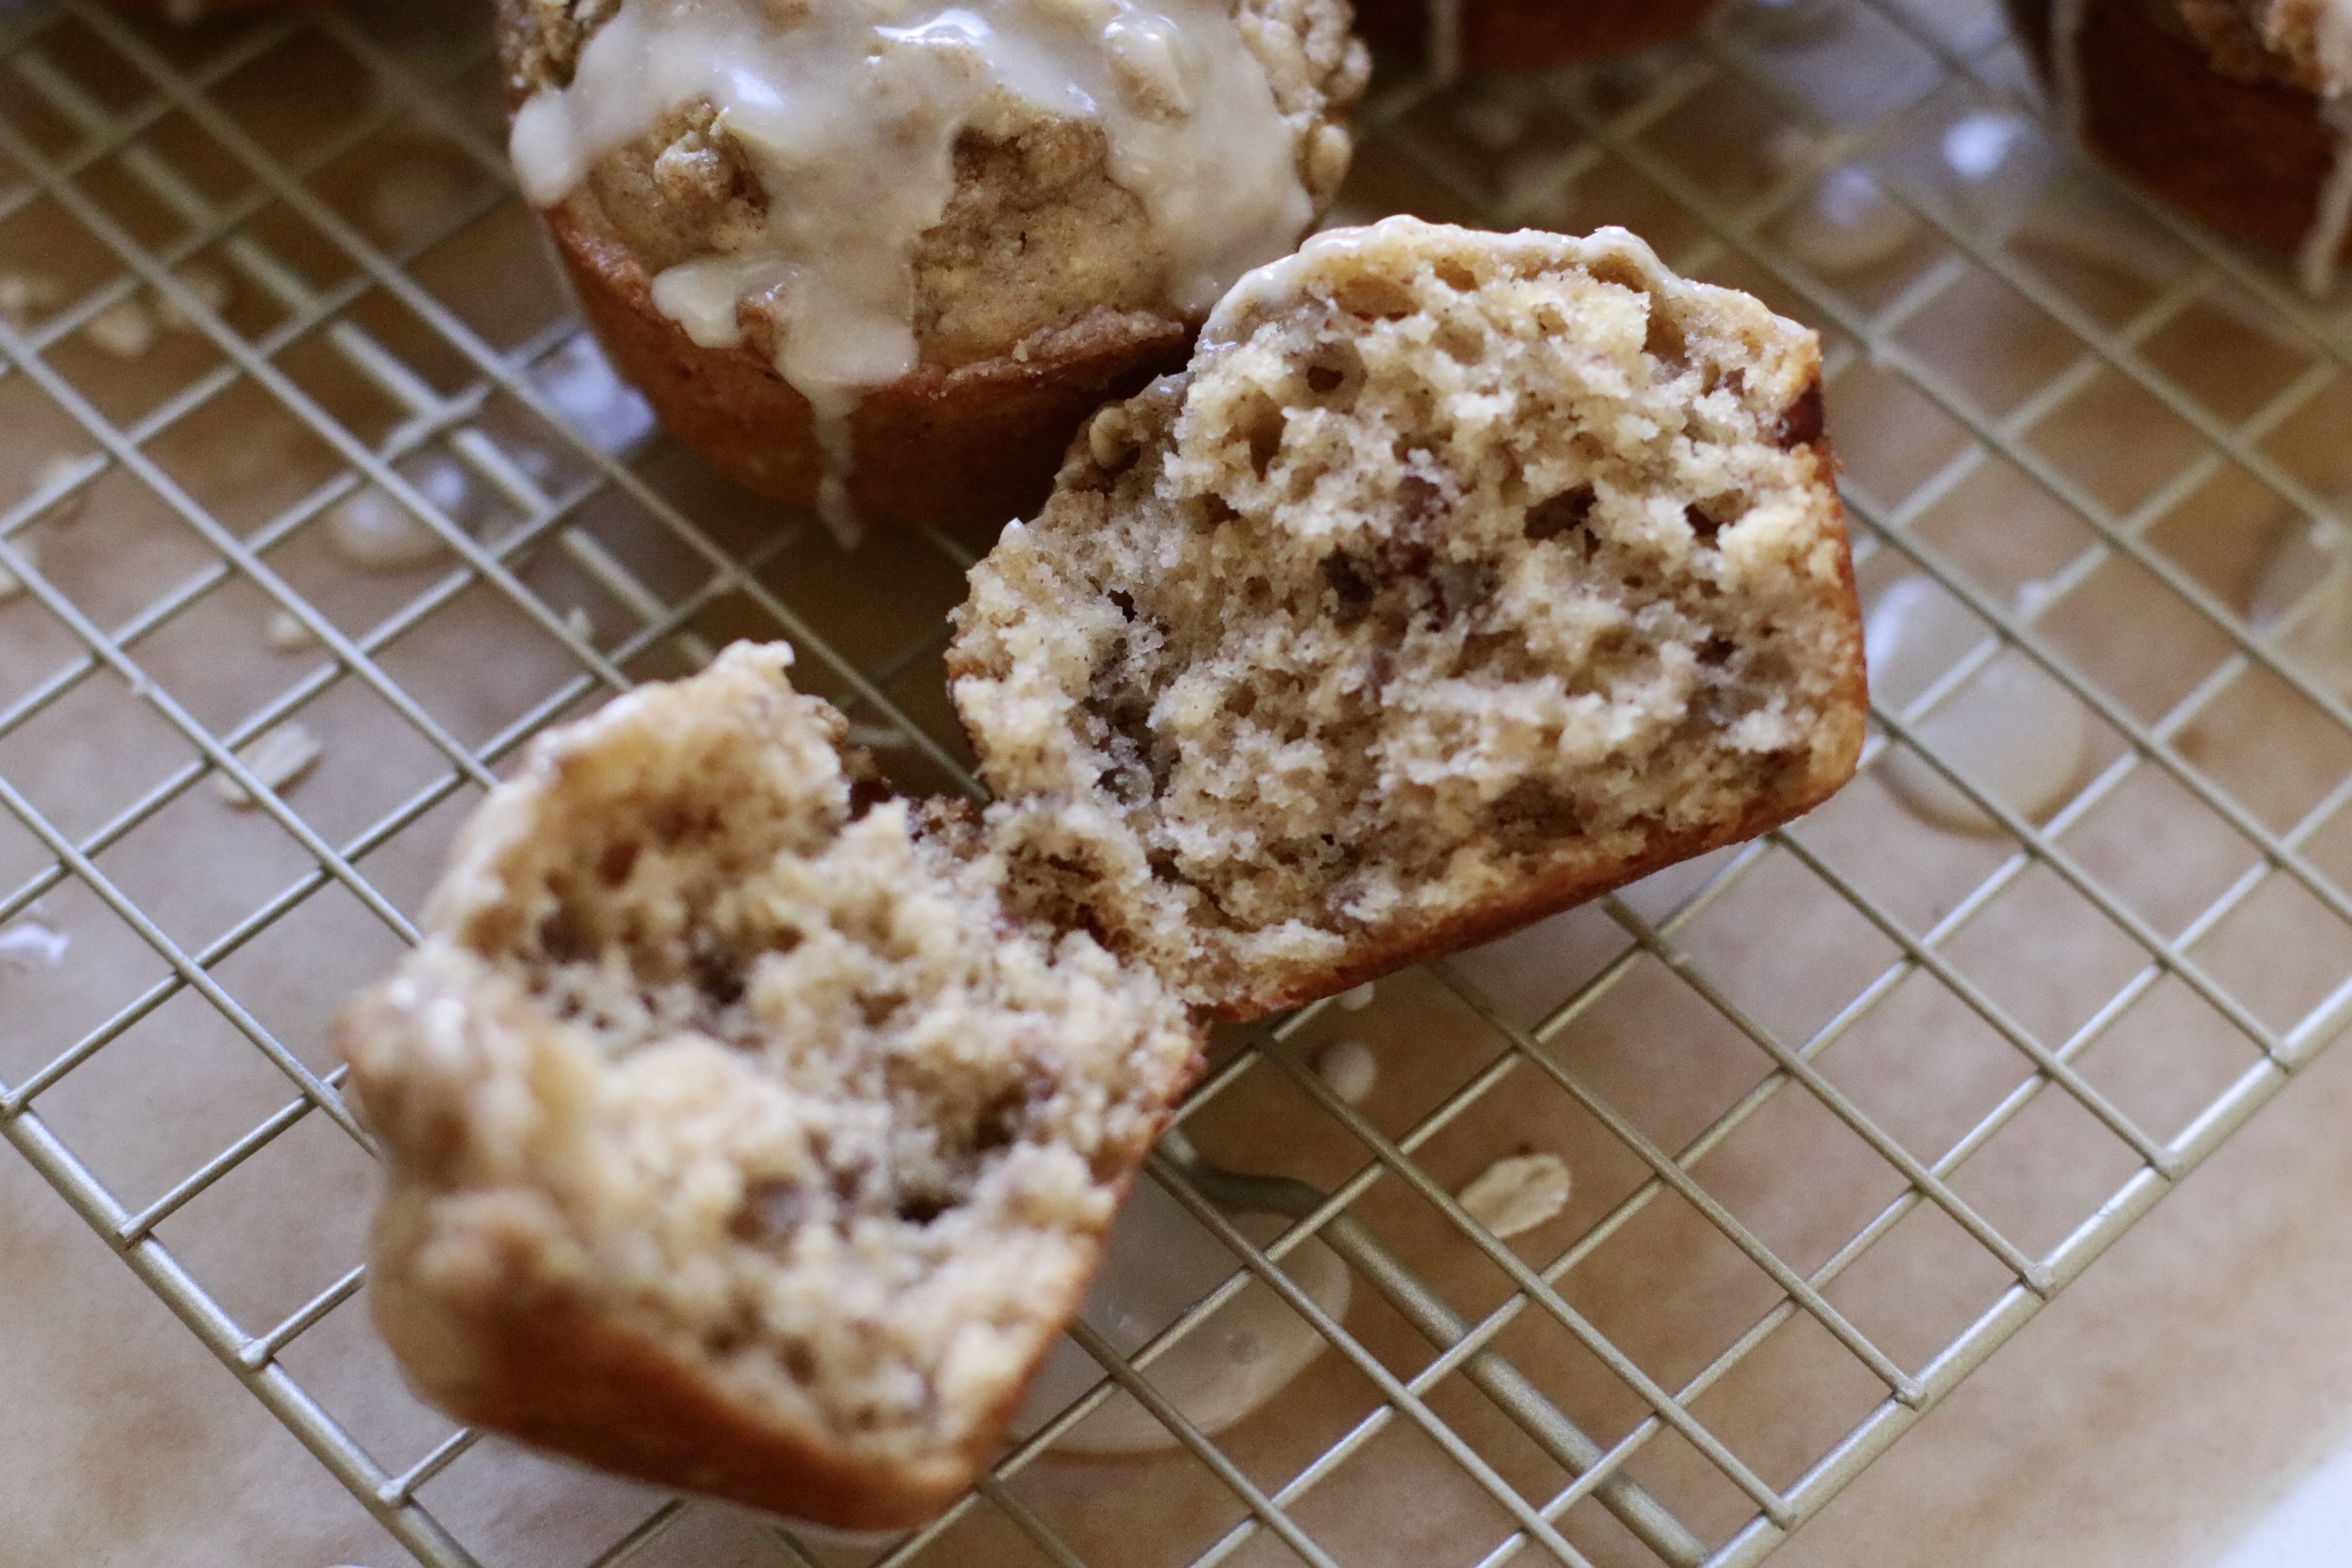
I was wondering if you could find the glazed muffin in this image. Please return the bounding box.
[2011,0,2352,293]
[1348,0,1724,75]
[950,217,1868,1020]
[341,644,1200,1530]
[499,0,1369,542]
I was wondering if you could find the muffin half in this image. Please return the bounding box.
[341,645,1201,1528]
[950,217,1868,1019]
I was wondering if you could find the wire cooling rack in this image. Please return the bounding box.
[9,0,2352,1564]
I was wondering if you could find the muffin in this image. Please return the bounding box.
[1348,0,1724,76]
[498,0,1369,542]
[345,220,1867,1521]
[950,217,1868,1020]
[340,644,1201,1529]
[2011,0,2352,293]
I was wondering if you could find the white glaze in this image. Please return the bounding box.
[264,608,317,654]
[512,0,1309,545]
[1866,575,2086,837]
[2249,510,2352,695]
[325,457,469,573]
[1792,167,1913,272]
[0,272,60,323]
[1204,213,1525,346]
[32,453,86,526]
[1767,132,1916,276]
[1457,1152,1570,1239]
[535,333,656,455]
[1200,219,1377,345]
[731,1516,906,1551]
[2249,517,2340,635]
[1314,1038,1377,1104]
[0,920,67,975]
[1941,108,2061,233]
[1945,110,2027,185]
[325,487,442,571]
[1012,1178,1351,1454]
[83,299,156,360]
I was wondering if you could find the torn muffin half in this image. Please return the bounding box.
[340,643,1200,1529]
[950,217,1868,1020]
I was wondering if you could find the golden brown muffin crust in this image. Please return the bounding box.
[547,202,1196,526]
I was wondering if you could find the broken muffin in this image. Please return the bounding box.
[345,217,1867,1530]
[340,644,1200,1529]
[950,217,1868,1020]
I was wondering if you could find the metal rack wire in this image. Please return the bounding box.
[6,0,2352,1564]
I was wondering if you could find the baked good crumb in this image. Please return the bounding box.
[341,643,1200,1529]
[950,217,1867,1020]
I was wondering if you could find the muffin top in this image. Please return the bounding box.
[501,0,1367,383]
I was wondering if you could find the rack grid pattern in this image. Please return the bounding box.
[5,1,2352,1564]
